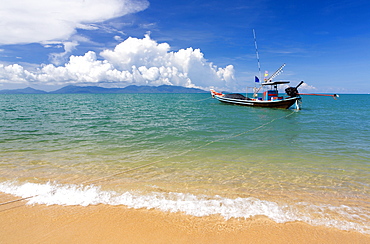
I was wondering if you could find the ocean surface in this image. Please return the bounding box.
[0,93,369,234]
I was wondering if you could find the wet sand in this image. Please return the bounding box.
[0,193,369,244]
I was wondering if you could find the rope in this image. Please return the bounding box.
[193,97,212,102]
[0,195,37,206]
[0,110,296,206]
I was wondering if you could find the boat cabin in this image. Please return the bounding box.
[261,81,290,101]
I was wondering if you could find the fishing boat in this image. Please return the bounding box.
[211,29,306,109]
[211,59,306,109]
[210,72,339,109]
[211,30,339,109]
[211,78,304,109]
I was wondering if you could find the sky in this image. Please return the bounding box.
[0,0,369,93]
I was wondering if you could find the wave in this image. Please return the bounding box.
[0,181,368,234]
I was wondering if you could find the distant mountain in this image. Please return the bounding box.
[0,85,207,94]
[49,85,114,94]
[0,87,47,94]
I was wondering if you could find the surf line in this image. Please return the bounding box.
[0,110,296,207]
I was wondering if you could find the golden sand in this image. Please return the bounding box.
[0,193,369,244]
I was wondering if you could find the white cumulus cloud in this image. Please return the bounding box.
[0,35,236,90]
[0,0,149,45]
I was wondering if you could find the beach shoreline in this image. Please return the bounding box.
[0,193,369,244]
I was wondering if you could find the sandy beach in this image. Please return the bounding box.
[0,193,369,244]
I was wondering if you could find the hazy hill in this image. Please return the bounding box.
[0,87,47,94]
[0,85,207,94]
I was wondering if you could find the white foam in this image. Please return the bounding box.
[0,181,368,234]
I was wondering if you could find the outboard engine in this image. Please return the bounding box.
[285,81,304,97]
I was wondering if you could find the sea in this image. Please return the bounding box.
[0,93,369,234]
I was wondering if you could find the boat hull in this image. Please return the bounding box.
[214,95,300,109]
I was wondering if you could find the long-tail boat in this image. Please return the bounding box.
[211,77,304,109]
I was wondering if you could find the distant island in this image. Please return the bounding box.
[0,85,207,94]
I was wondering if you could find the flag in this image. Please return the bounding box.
[255,76,260,83]
[264,71,268,81]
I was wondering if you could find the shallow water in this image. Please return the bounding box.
[0,93,369,233]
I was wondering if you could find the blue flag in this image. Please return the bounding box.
[255,76,260,83]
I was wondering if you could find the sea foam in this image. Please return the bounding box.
[0,181,368,234]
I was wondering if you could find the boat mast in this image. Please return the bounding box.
[253,29,262,81]
[253,29,261,97]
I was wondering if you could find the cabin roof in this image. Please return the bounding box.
[262,81,290,86]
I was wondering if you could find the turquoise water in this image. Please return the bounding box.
[0,93,369,233]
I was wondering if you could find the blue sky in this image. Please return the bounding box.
[0,0,369,93]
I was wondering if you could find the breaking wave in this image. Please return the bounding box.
[0,181,368,234]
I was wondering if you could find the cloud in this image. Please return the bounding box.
[0,0,149,45]
[281,82,316,91]
[0,64,34,84]
[49,41,80,66]
[0,35,235,90]
[299,82,316,91]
